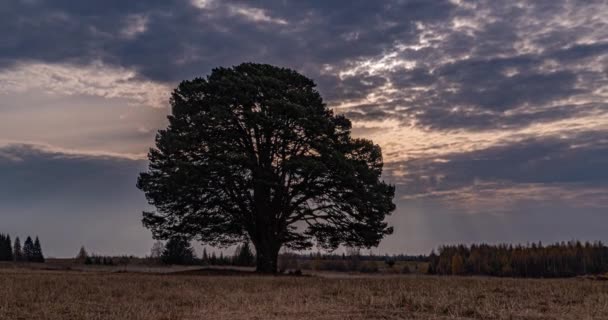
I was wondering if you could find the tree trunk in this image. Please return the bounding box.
[251,175,281,273]
[253,240,280,274]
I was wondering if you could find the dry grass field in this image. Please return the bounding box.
[0,268,607,320]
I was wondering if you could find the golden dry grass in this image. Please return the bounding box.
[0,269,607,319]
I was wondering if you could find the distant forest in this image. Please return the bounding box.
[4,231,608,279]
[0,234,45,263]
[428,241,608,278]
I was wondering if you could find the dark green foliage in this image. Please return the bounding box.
[138,63,395,273]
[161,238,195,265]
[0,234,13,261]
[429,241,608,277]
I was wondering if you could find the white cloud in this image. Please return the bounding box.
[190,0,288,25]
[190,0,214,9]
[228,5,288,25]
[0,61,171,108]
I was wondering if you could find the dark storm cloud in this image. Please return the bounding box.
[371,40,607,129]
[335,1,607,130]
[0,0,455,83]
[0,144,151,257]
[2,0,605,130]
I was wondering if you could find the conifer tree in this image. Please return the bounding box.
[0,234,3,260]
[0,234,10,261]
[202,248,209,265]
[33,237,44,263]
[5,235,13,261]
[0,234,5,260]
[13,237,22,262]
[76,246,88,263]
[23,236,34,262]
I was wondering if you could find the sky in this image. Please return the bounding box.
[0,0,607,257]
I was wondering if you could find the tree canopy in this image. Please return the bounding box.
[138,63,395,273]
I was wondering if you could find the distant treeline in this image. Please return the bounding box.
[275,250,428,273]
[199,243,255,267]
[283,252,428,262]
[74,238,258,267]
[151,238,429,267]
[0,234,45,263]
[428,241,608,278]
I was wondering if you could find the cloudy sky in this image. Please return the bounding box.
[1,0,607,257]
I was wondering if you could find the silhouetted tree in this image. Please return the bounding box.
[0,234,13,261]
[233,242,255,266]
[33,237,44,263]
[23,236,34,262]
[201,248,209,265]
[76,246,88,263]
[13,237,22,262]
[0,234,4,260]
[161,238,195,265]
[384,258,396,268]
[138,63,395,273]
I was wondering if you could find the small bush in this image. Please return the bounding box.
[385,259,396,268]
[287,269,303,276]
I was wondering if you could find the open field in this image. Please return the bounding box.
[1,268,607,319]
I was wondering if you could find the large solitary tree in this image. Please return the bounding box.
[138,63,395,273]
